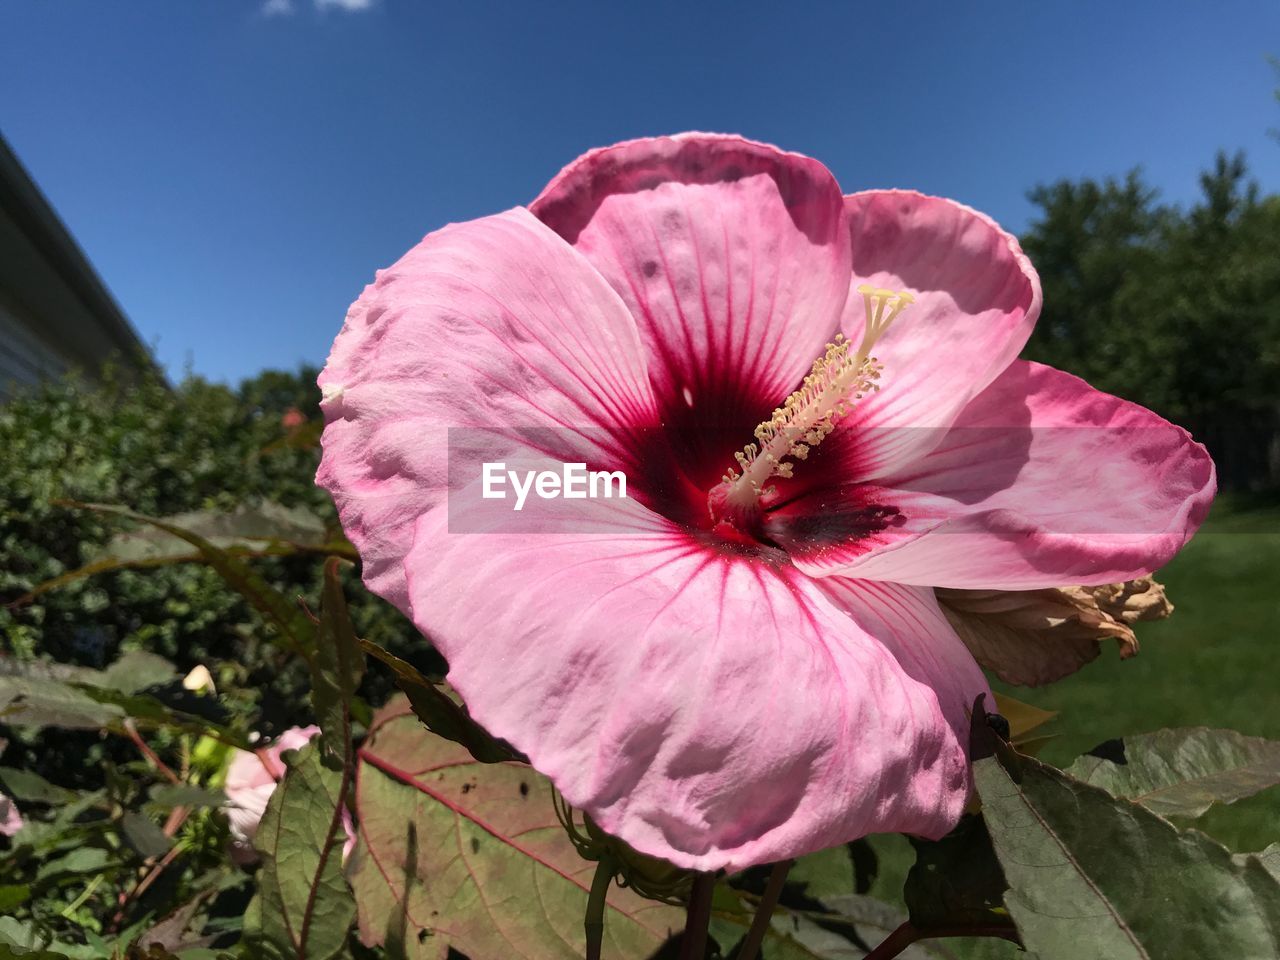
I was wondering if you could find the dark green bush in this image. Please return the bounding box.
[0,364,427,759]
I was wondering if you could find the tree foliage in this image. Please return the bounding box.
[1022,151,1280,490]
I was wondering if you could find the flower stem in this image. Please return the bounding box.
[123,720,181,784]
[864,921,1021,960]
[585,855,614,960]
[736,859,794,960]
[679,873,717,960]
[863,922,919,960]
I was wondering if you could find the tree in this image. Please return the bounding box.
[1021,153,1280,490]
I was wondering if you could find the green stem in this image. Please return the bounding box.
[737,859,794,960]
[679,873,717,960]
[61,874,103,918]
[585,855,615,960]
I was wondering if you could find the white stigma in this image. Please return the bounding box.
[716,285,914,514]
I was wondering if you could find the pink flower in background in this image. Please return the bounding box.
[224,725,354,861]
[281,407,307,430]
[0,790,23,837]
[316,134,1214,871]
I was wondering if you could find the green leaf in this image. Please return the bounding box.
[310,558,365,767]
[146,784,226,810]
[120,812,172,859]
[100,502,333,561]
[48,502,318,657]
[0,768,76,805]
[34,847,111,884]
[973,710,1280,959]
[1239,843,1280,882]
[0,917,73,957]
[358,639,519,763]
[0,649,245,741]
[96,650,177,694]
[0,675,121,729]
[12,502,355,606]
[711,891,958,960]
[348,696,681,959]
[904,815,1013,936]
[72,684,250,747]
[243,743,355,960]
[1063,727,1280,819]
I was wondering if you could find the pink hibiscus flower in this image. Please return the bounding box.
[224,725,354,862]
[316,134,1214,872]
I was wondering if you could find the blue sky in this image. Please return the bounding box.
[2,0,1277,384]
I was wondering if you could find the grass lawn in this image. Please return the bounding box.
[992,492,1280,852]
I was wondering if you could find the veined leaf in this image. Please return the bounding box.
[358,639,519,763]
[973,707,1280,959]
[0,650,170,694]
[0,675,121,730]
[1063,727,1280,819]
[348,697,681,959]
[100,502,332,561]
[11,502,355,607]
[0,650,244,744]
[46,501,317,657]
[311,559,365,767]
[243,743,355,960]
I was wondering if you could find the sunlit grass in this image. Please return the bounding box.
[996,492,1280,852]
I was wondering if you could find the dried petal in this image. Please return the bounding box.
[936,578,1173,686]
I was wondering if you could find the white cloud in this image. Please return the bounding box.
[260,0,375,16]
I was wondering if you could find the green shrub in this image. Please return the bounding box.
[0,365,429,765]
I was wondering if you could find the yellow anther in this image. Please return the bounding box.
[714,284,915,518]
[856,285,915,356]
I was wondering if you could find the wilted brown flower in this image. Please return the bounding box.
[936,576,1172,687]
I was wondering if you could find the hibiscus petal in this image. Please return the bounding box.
[817,577,991,771]
[789,361,1216,589]
[316,208,658,611]
[402,498,978,872]
[530,133,850,432]
[837,190,1042,478]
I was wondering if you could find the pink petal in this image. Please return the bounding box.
[317,208,657,612]
[531,133,850,427]
[224,724,323,847]
[836,190,1042,478]
[0,791,23,837]
[791,361,1216,588]
[817,577,990,771]
[402,498,980,872]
